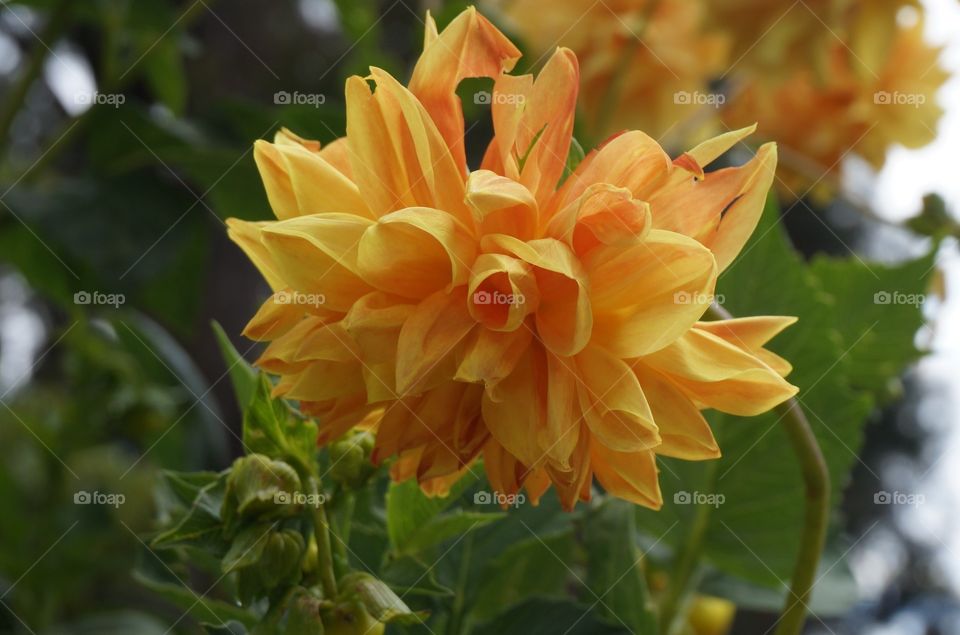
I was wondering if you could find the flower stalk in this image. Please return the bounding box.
[309,477,339,600]
[706,304,829,635]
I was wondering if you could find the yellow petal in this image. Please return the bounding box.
[642,327,798,416]
[357,207,477,299]
[545,183,651,255]
[259,213,375,312]
[633,362,719,460]
[465,169,538,240]
[467,253,539,331]
[481,234,593,356]
[481,347,545,468]
[395,290,476,395]
[242,292,312,341]
[456,327,532,386]
[226,219,285,291]
[585,229,717,357]
[650,143,778,271]
[253,138,371,219]
[591,444,662,509]
[576,345,660,452]
[409,7,521,171]
[342,292,415,403]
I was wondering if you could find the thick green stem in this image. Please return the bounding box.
[446,532,474,635]
[309,478,338,600]
[0,0,74,149]
[705,304,830,635]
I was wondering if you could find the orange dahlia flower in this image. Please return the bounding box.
[227,8,797,510]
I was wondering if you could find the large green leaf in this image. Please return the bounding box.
[242,376,319,478]
[638,197,933,588]
[385,472,480,554]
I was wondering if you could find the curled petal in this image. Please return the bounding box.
[546,183,652,255]
[696,315,796,376]
[467,253,539,331]
[641,327,799,416]
[226,219,286,291]
[358,207,477,299]
[456,327,532,387]
[586,230,718,357]
[482,235,593,356]
[409,7,521,171]
[242,292,318,341]
[576,345,660,452]
[465,169,538,240]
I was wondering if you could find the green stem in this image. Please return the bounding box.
[658,462,717,635]
[446,532,474,635]
[705,304,829,635]
[309,478,338,600]
[0,0,74,149]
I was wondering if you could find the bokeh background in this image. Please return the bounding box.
[0,0,957,633]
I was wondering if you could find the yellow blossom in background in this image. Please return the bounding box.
[494,0,729,142]
[722,20,948,198]
[227,7,797,511]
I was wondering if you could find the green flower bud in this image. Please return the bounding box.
[222,454,302,526]
[328,432,376,488]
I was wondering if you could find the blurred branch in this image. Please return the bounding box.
[706,303,829,635]
[0,0,74,150]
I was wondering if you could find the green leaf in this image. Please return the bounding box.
[152,471,228,552]
[143,37,188,114]
[400,510,504,555]
[469,530,576,622]
[243,376,319,477]
[471,599,627,635]
[44,611,170,635]
[584,500,657,634]
[379,555,455,597]
[212,320,258,413]
[637,197,934,588]
[385,472,479,554]
[561,136,585,185]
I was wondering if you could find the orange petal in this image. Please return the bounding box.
[395,290,476,395]
[546,183,651,255]
[357,207,477,300]
[409,7,521,171]
[259,213,375,312]
[591,444,662,509]
[481,234,593,356]
[585,230,717,357]
[641,327,798,416]
[576,345,660,453]
[481,346,545,468]
[456,327,532,387]
[342,292,415,403]
[467,253,539,331]
[253,138,370,220]
[226,219,286,291]
[633,363,720,460]
[465,169,538,240]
